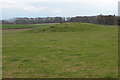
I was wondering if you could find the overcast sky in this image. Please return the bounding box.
[0,0,119,19]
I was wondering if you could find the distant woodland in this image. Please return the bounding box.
[2,15,119,25]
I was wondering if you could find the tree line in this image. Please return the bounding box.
[2,15,119,25]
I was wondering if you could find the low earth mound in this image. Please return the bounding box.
[26,23,116,33]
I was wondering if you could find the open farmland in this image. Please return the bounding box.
[2,24,55,29]
[2,23,118,78]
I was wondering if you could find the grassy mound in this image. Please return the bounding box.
[26,23,116,33]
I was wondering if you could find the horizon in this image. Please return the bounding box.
[1,0,119,20]
[1,14,117,21]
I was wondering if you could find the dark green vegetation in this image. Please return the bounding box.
[2,24,53,29]
[2,23,118,78]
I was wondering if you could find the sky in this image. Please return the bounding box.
[0,0,119,19]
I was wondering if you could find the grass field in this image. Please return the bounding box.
[2,23,118,78]
[2,24,54,29]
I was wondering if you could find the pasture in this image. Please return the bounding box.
[2,24,53,29]
[2,23,118,78]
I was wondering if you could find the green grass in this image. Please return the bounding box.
[2,23,118,78]
[2,24,53,29]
